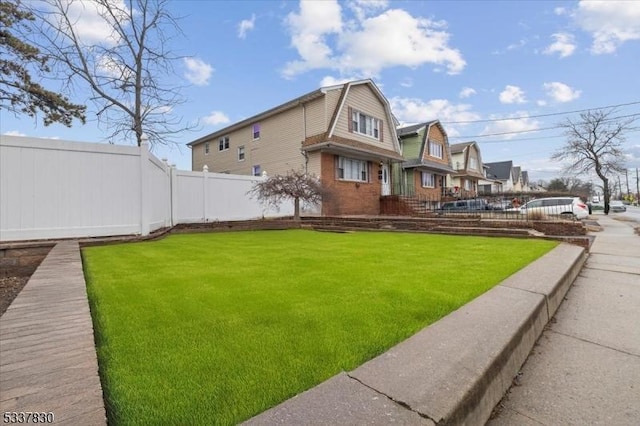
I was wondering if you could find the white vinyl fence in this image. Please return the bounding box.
[0,135,293,242]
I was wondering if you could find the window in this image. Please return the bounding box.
[252,123,261,140]
[421,172,435,188]
[337,156,368,182]
[204,142,210,155]
[464,179,472,190]
[351,110,380,140]
[429,141,443,159]
[252,165,261,176]
[470,157,478,170]
[218,136,230,151]
[238,146,245,161]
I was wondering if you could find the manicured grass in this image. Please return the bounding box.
[83,230,557,425]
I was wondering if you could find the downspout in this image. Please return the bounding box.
[302,103,308,174]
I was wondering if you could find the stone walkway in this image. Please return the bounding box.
[0,241,106,425]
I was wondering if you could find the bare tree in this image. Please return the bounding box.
[0,0,85,126]
[27,0,194,147]
[249,170,324,221]
[552,109,636,214]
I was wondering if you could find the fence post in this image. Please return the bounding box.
[170,164,178,227]
[202,165,208,222]
[139,135,150,236]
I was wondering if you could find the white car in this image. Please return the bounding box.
[518,197,589,219]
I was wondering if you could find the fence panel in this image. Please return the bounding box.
[1,136,296,242]
[1,136,141,241]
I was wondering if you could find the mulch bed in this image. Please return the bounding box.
[0,276,29,317]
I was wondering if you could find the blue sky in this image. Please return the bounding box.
[3,0,640,184]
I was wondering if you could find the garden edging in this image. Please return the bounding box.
[244,243,587,426]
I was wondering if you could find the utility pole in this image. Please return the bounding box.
[625,169,630,197]
[636,168,639,204]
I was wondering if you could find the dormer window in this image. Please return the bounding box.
[429,140,443,159]
[350,109,381,140]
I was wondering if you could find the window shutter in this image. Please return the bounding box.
[348,107,353,133]
[379,119,384,141]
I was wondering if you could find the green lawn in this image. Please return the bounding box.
[82,230,557,425]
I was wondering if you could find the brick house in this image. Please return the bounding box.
[394,121,454,206]
[187,79,403,215]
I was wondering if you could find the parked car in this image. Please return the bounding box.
[488,199,512,210]
[436,199,489,213]
[610,200,627,212]
[517,197,589,219]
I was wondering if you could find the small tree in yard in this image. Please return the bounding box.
[551,109,636,215]
[249,170,324,221]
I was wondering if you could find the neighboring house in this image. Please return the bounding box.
[188,79,403,215]
[478,164,503,194]
[483,161,533,193]
[520,171,530,192]
[483,161,516,193]
[394,121,454,203]
[448,141,485,197]
[512,166,523,192]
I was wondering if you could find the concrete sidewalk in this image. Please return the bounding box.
[489,214,640,425]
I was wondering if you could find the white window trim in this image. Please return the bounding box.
[429,141,443,159]
[421,172,435,188]
[351,110,381,141]
[252,165,261,176]
[237,146,245,162]
[337,156,369,182]
[218,136,230,152]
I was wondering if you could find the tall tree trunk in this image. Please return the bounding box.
[294,197,300,221]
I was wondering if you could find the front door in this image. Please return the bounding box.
[381,163,390,196]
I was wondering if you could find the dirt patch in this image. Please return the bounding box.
[0,276,29,317]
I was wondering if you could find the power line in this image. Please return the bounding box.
[450,112,640,139]
[441,101,640,124]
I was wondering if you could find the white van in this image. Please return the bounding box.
[519,197,589,219]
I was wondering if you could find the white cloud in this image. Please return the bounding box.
[459,87,477,98]
[543,33,576,58]
[319,76,354,87]
[625,145,640,168]
[51,0,128,46]
[390,97,480,136]
[537,100,547,107]
[283,1,465,78]
[543,82,581,103]
[575,0,640,54]
[347,0,389,21]
[554,7,567,16]
[183,58,213,86]
[3,130,26,136]
[400,77,413,88]
[507,39,527,51]
[203,111,230,126]
[482,112,541,139]
[283,0,343,77]
[499,85,527,104]
[238,14,256,39]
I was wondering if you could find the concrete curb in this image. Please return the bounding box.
[244,243,587,426]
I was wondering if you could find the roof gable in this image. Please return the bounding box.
[484,161,513,180]
[327,79,400,152]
